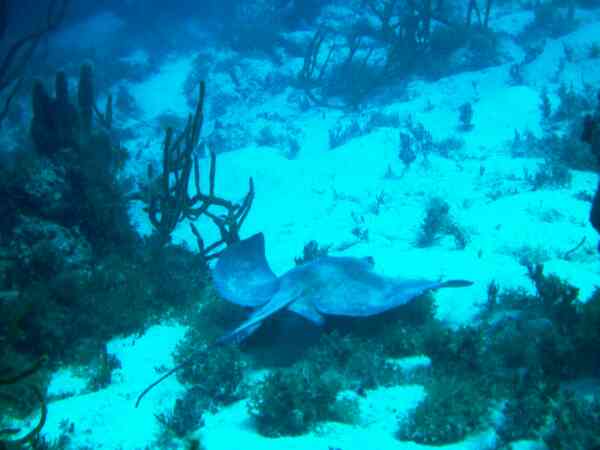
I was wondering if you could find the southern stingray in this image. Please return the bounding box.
[135,233,472,406]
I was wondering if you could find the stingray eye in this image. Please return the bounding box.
[366,256,375,266]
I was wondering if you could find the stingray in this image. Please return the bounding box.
[135,233,472,406]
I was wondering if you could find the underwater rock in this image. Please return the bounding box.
[18,155,72,220]
[10,216,92,276]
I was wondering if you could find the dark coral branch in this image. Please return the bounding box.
[0,355,47,385]
[136,82,254,257]
[0,386,47,448]
[0,0,70,124]
[0,357,48,449]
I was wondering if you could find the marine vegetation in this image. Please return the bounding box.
[248,364,342,437]
[458,102,474,131]
[1,66,254,407]
[298,0,500,108]
[130,80,254,254]
[396,255,600,446]
[542,390,600,449]
[294,240,330,265]
[416,197,468,249]
[175,344,247,406]
[496,368,555,442]
[397,373,490,445]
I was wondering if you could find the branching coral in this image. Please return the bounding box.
[132,81,254,258]
[298,1,499,108]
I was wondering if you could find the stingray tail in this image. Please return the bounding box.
[135,321,262,407]
[439,279,474,288]
[135,344,216,408]
[215,321,262,346]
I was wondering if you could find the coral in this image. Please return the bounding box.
[520,2,577,40]
[380,325,425,357]
[343,342,399,390]
[554,83,592,122]
[389,269,600,447]
[30,61,111,157]
[132,81,254,255]
[398,132,417,168]
[575,288,600,372]
[458,102,474,131]
[487,315,540,371]
[542,391,600,449]
[416,198,451,247]
[330,392,361,425]
[294,240,330,266]
[155,387,207,438]
[397,373,491,445]
[435,135,465,158]
[4,152,72,221]
[328,120,363,149]
[539,87,552,125]
[526,160,572,190]
[10,216,92,281]
[365,111,401,130]
[86,345,121,391]
[248,364,341,436]
[9,240,206,361]
[554,129,598,172]
[478,277,580,380]
[526,264,579,334]
[416,197,468,249]
[496,369,555,443]
[404,118,435,160]
[175,345,246,405]
[305,331,400,390]
[254,123,302,159]
[423,323,491,374]
[377,294,436,358]
[30,74,79,156]
[256,126,278,147]
[25,63,135,257]
[298,2,499,108]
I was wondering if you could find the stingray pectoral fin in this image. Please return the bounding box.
[287,298,325,326]
[212,233,279,307]
[438,279,474,288]
[216,288,305,345]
